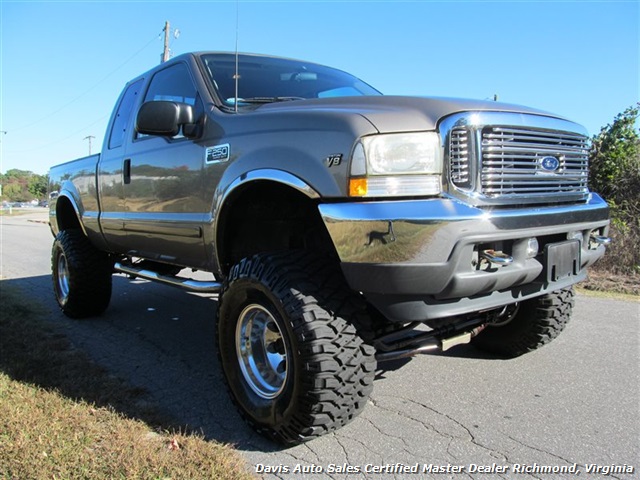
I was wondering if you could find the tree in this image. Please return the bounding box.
[2,183,25,201]
[588,103,640,276]
[27,174,48,199]
[589,103,640,204]
[0,170,49,203]
[4,169,33,179]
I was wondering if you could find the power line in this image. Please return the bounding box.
[4,22,179,157]
[7,31,162,133]
[5,114,109,154]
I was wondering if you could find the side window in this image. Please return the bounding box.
[144,63,197,105]
[109,79,143,149]
[138,63,201,139]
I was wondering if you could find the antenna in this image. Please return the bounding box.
[234,0,239,113]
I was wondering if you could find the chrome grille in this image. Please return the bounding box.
[449,128,471,188]
[480,127,589,198]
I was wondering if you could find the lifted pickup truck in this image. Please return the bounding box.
[49,52,610,444]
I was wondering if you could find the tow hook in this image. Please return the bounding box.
[587,233,612,251]
[480,249,513,265]
[590,234,611,246]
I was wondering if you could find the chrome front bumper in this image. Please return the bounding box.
[319,194,610,321]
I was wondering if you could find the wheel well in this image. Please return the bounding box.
[216,181,336,274]
[55,196,82,232]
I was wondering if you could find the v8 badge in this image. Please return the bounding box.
[325,153,343,168]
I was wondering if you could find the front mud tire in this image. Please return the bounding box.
[217,251,376,445]
[51,229,113,318]
[472,288,575,358]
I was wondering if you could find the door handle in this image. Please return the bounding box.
[123,159,131,185]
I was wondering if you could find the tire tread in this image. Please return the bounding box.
[472,288,575,358]
[52,229,113,318]
[217,251,376,444]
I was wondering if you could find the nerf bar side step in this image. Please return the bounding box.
[114,262,222,293]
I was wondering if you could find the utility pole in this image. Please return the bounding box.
[162,20,171,63]
[83,135,96,155]
[161,21,180,63]
[0,132,6,198]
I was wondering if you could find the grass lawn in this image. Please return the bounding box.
[0,286,253,480]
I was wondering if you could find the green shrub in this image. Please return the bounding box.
[589,104,640,275]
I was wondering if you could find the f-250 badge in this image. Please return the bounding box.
[205,144,230,164]
[325,153,342,168]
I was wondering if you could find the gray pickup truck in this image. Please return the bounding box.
[49,52,610,444]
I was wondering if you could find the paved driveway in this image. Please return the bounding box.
[2,211,638,479]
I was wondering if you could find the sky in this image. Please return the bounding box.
[1,0,638,175]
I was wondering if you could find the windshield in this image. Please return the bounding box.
[199,53,382,107]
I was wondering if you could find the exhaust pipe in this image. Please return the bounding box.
[374,321,487,363]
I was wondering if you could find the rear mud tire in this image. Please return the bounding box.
[217,251,376,445]
[471,288,575,358]
[51,229,114,318]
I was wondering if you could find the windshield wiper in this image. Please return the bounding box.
[237,96,306,104]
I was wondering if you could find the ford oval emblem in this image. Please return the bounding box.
[540,156,560,172]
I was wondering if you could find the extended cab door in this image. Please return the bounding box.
[97,78,144,253]
[122,62,209,268]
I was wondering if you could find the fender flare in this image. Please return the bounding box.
[51,184,87,237]
[212,168,321,270]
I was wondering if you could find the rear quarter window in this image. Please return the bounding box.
[108,79,143,149]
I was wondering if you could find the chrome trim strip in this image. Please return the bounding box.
[440,111,588,137]
[56,190,88,236]
[320,194,607,224]
[219,169,321,205]
[123,222,202,238]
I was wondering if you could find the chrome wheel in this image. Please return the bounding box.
[218,252,376,444]
[56,253,70,304]
[235,304,288,399]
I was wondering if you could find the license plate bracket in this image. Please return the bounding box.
[544,240,581,283]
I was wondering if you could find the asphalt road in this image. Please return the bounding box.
[1,210,639,480]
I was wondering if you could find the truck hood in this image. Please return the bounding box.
[257,95,564,133]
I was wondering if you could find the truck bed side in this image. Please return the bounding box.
[49,154,102,245]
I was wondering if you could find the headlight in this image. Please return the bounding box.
[349,132,442,197]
